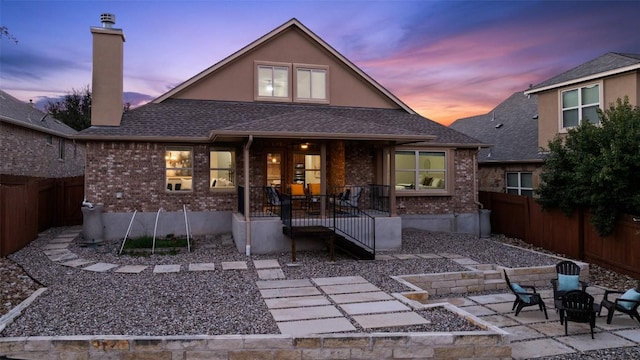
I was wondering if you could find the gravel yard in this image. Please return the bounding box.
[2,227,638,359]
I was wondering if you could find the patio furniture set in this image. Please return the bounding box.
[264,184,363,216]
[505,260,640,339]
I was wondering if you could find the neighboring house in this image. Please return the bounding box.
[450,91,543,196]
[525,52,640,149]
[0,90,85,178]
[77,16,485,254]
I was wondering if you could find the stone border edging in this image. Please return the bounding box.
[0,288,47,333]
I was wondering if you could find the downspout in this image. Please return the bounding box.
[244,135,253,256]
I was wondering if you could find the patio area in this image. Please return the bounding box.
[1,227,639,359]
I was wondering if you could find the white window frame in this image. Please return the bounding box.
[506,172,533,197]
[210,148,236,191]
[394,149,450,195]
[255,61,291,102]
[559,82,601,132]
[165,147,193,192]
[294,64,329,103]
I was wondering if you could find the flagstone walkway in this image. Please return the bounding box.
[37,228,640,358]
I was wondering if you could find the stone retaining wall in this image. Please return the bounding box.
[0,331,511,360]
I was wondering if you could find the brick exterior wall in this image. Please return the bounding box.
[0,122,85,178]
[86,141,479,216]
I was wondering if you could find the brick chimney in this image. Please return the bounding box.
[90,13,125,127]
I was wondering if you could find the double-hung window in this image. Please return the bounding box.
[58,139,65,160]
[506,172,533,197]
[295,65,328,102]
[257,64,290,100]
[210,149,235,190]
[395,150,447,192]
[561,84,600,129]
[165,147,193,192]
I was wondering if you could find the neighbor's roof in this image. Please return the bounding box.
[77,99,484,147]
[0,90,77,137]
[525,52,640,95]
[450,91,543,163]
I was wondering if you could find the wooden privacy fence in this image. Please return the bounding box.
[479,191,640,279]
[0,175,84,256]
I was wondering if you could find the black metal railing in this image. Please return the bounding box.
[368,184,390,213]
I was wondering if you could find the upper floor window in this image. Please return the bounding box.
[561,84,600,129]
[295,66,328,102]
[257,64,289,99]
[58,139,65,160]
[506,172,533,197]
[395,150,447,192]
[165,147,193,192]
[210,149,235,190]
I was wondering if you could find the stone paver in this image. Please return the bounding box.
[374,254,395,260]
[478,314,520,327]
[595,316,640,330]
[459,305,496,317]
[503,325,545,341]
[264,295,331,309]
[469,293,516,305]
[43,243,69,250]
[260,287,322,299]
[43,249,71,256]
[48,253,78,262]
[339,300,410,315]
[434,297,476,307]
[253,259,280,269]
[256,279,312,289]
[556,332,636,352]
[437,252,463,259]
[452,257,479,265]
[353,312,430,329]
[393,254,418,260]
[115,265,148,274]
[270,305,342,321]
[506,310,558,324]
[257,268,286,280]
[313,276,368,286]
[319,282,380,295]
[83,262,118,272]
[276,317,356,336]
[615,329,640,343]
[49,238,74,244]
[153,265,181,273]
[416,253,441,259]
[188,263,215,271]
[329,291,394,304]
[511,338,575,359]
[221,261,248,270]
[60,259,94,268]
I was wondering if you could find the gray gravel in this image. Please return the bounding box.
[2,227,639,359]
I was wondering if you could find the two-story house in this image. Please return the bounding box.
[77,16,486,256]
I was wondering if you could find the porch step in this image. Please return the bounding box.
[283,226,375,261]
[333,234,375,261]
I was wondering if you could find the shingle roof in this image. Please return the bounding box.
[449,91,543,163]
[0,90,78,137]
[527,52,640,93]
[78,99,483,146]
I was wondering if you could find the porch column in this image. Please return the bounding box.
[244,135,253,255]
[389,143,397,216]
[320,142,327,217]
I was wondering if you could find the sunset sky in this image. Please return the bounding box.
[1,0,639,125]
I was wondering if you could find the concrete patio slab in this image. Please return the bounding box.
[506,309,558,324]
[595,316,640,330]
[328,291,394,304]
[511,338,575,359]
[260,287,322,299]
[437,252,463,259]
[312,276,368,286]
[458,305,496,317]
[60,259,94,268]
[353,312,430,329]
[452,258,479,265]
[49,238,74,244]
[434,297,476,307]
[115,265,148,274]
[615,329,640,343]
[56,233,79,238]
[188,263,215,271]
[477,314,520,327]
[264,295,331,309]
[257,269,286,280]
[276,317,356,336]
[256,279,312,289]
[48,253,78,262]
[339,300,410,315]
[270,305,342,321]
[374,254,395,260]
[153,265,181,273]
[468,293,515,305]
[319,282,380,295]
[83,263,118,272]
[253,259,280,269]
[43,249,71,256]
[528,321,580,337]
[221,261,248,270]
[556,332,636,352]
[503,325,545,342]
